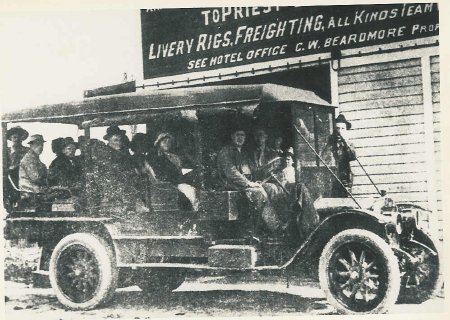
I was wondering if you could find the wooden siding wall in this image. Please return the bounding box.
[430,55,442,236]
[338,59,429,206]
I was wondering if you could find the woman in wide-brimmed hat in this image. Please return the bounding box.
[147,132,198,210]
[48,137,82,194]
[148,132,182,184]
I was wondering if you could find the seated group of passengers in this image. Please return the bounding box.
[217,123,318,240]
[5,126,78,209]
[86,126,197,214]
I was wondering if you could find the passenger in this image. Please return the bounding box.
[148,133,182,184]
[265,146,319,242]
[322,114,357,197]
[48,137,82,195]
[271,131,285,157]
[148,132,198,210]
[121,133,132,155]
[89,126,149,214]
[276,147,296,186]
[6,126,30,205]
[19,134,48,200]
[249,128,279,181]
[130,133,158,183]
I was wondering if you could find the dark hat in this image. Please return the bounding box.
[130,133,149,153]
[51,137,65,155]
[62,137,79,149]
[28,134,46,145]
[103,125,126,140]
[7,126,29,141]
[335,113,352,130]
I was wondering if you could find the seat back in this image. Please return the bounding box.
[198,190,244,221]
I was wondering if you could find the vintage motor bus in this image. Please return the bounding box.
[2,84,441,314]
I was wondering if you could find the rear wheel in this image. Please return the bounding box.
[319,229,400,314]
[49,233,118,310]
[136,269,186,294]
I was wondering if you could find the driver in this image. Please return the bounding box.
[217,124,281,237]
[249,128,280,181]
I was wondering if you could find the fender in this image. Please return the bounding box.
[283,209,387,270]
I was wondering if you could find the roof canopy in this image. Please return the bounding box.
[2,84,333,126]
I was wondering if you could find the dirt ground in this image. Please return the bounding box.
[3,241,445,319]
[4,274,446,320]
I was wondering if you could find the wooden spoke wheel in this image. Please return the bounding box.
[49,233,118,310]
[319,229,400,314]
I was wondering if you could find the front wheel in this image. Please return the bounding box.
[319,229,400,314]
[49,233,118,310]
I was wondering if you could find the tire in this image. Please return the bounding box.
[49,233,118,310]
[397,240,442,304]
[319,229,400,314]
[136,269,185,294]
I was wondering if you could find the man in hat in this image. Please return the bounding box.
[322,113,357,197]
[7,126,30,171]
[19,134,48,196]
[48,137,82,194]
[6,126,30,205]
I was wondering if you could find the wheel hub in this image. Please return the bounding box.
[329,243,387,311]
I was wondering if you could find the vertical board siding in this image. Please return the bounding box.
[430,55,442,235]
[338,59,428,205]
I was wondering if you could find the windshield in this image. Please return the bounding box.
[292,105,334,167]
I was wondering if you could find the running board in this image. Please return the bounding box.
[116,262,282,271]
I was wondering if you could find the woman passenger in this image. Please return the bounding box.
[48,137,82,195]
[130,133,158,183]
[148,132,198,210]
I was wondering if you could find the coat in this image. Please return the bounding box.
[147,150,183,184]
[87,140,142,211]
[322,133,357,197]
[217,145,253,190]
[48,155,82,189]
[19,149,48,194]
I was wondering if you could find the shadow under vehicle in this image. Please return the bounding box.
[2,84,442,314]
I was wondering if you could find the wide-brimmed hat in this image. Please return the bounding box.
[335,114,352,130]
[7,126,29,141]
[103,125,126,140]
[154,132,174,147]
[28,134,46,145]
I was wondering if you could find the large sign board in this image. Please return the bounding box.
[140,3,439,79]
